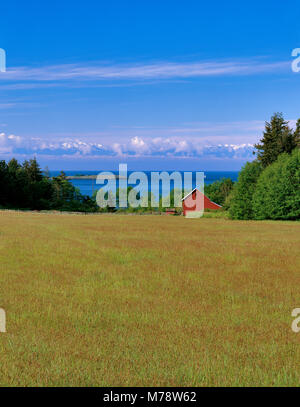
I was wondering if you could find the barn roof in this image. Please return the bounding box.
[181,188,222,207]
[181,187,198,201]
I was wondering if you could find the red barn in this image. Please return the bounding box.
[182,188,222,216]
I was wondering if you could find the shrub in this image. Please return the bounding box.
[205,178,234,206]
[229,161,263,220]
[252,149,300,220]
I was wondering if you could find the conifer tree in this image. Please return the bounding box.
[254,113,296,167]
[294,119,300,147]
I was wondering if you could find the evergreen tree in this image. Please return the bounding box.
[52,171,80,203]
[254,113,297,167]
[22,158,43,182]
[0,160,9,206]
[7,158,21,174]
[0,158,97,212]
[294,119,300,147]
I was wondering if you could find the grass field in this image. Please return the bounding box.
[0,211,299,386]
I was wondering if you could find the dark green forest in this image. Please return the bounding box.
[0,158,97,212]
[228,113,300,220]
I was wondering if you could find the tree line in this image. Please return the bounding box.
[228,113,300,220]
[0,112,299,219]
[0,158,98,212]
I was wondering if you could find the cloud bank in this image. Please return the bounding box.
[0,132,255,161]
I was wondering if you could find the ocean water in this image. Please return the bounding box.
[50,170,239,197]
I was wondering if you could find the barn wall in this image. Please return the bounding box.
[182,190,221,216]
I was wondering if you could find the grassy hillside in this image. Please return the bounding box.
[0,211,299,386]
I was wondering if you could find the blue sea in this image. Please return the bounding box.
[49,170,239,197]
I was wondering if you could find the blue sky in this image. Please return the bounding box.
[0,0,300,170]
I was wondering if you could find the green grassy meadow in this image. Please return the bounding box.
[0,211,299,386]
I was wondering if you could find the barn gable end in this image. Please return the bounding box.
[181,188,222,216]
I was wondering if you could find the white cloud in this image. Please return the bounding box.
[0,59,289,89]
[0,132,22,153]
[7,134,22,143]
